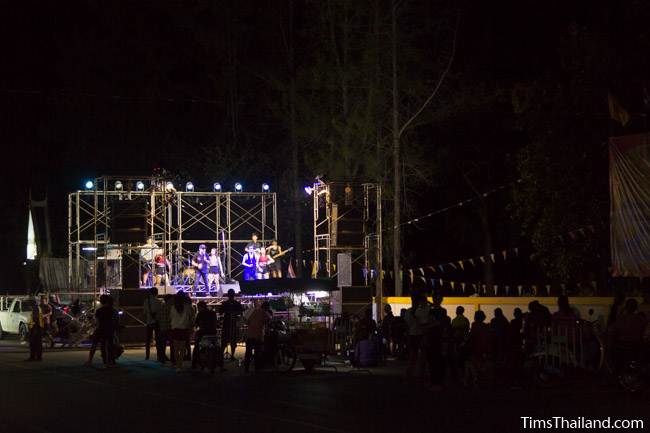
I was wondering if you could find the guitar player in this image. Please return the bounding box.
[192,244,210,292]
[267,239,293,278]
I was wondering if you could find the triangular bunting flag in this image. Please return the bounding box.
[501,250,507,260]
[545,284,551,295]
[438,265,444,273]
[517,285,523,296]
[532,285,538,296]
[458,261,464,270]
[505,285,510,295]
[420,276,426,283]
[450,281,455,290]
[468,258,475,267]
[513,247,519,257]
[427,266,436,273]
[461,282,466,292]
[490,253,495,263]
[418,268,424,275]
[449,263,458,270]
[408,269,414,284]
[494,285,498,296]
[479,256,486,264]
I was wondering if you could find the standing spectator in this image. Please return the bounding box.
[611,298,646,371]
[39,296,53,347]
[404,293,429,377]
[464,310,492,387]
[637,288,650,342]
[26,301,44,361]
[143,287,162,361]
[192,301,217,368]
[86,295,118,368]
[490,308,509,381]
[157,294,173,364]
[354,308,377,344]
[552,295,578,330]
[220,289,244,360]
[607,289,626,328]
[490,309,509,356]
[379,304,395,355]
[169,294,193,372]
[505,308,524,387]
[391,309,408,359]
[426,295,449,391]
[449,306,470,382]
[243,301,272,372]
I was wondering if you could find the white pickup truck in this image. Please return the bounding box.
[0,297,36,340]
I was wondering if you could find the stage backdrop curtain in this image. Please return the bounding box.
[610,133,650,276]
[38,257,68,291]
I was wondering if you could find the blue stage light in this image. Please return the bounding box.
[304,186,313,195]
[85,181,94,190]
[234,182,243,192]
[213,182,222,192]
[262,183,270,191]
[185,182,194,192]
[136,181,145,191]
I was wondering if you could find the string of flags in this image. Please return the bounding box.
[425,279,598,296]
[388,179,522,231]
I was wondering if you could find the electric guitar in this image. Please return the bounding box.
[270,247,294,260]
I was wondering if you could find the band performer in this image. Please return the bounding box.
[242,245,257,281]
[208,248,224,292]
[153,251,171,287]
[267,239,283,278]
[246,232,261,254]
[139,237,158,287]
[192,244,210,291]
[256,247,274,280]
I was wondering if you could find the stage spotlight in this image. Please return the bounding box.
[114,181,123,191]
[213,182,222,192]
[136,181,145,191]
[262,183,270,192]
[234,182,243,192]
[185,182,194,192]
[304,186,313,195]
[166,181,175,191]
[85,181,94,190]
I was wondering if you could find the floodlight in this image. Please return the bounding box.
[262,183,270,191]
[114,181,123,191]
[166,182,174,191]
[304,186,313,195]
[185,182,194,192]
[213,182,222,192]
[136,181,145,191]
[234,182,243,192]
[85,181,94,190]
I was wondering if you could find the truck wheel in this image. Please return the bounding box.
[19,323,28,342]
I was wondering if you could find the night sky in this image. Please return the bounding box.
[1,0,648,291]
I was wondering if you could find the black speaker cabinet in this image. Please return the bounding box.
[121,254,141,289]
[111,199,148,244]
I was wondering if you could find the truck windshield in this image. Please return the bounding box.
[21,300,36,313]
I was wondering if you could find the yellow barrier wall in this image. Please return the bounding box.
[379,297,616,323]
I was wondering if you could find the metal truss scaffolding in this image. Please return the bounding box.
[312,181,382,310]
[68,175,277,296]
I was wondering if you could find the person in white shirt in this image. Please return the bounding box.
[169,293,194,371]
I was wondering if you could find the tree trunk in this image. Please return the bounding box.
[391,2,402,296]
